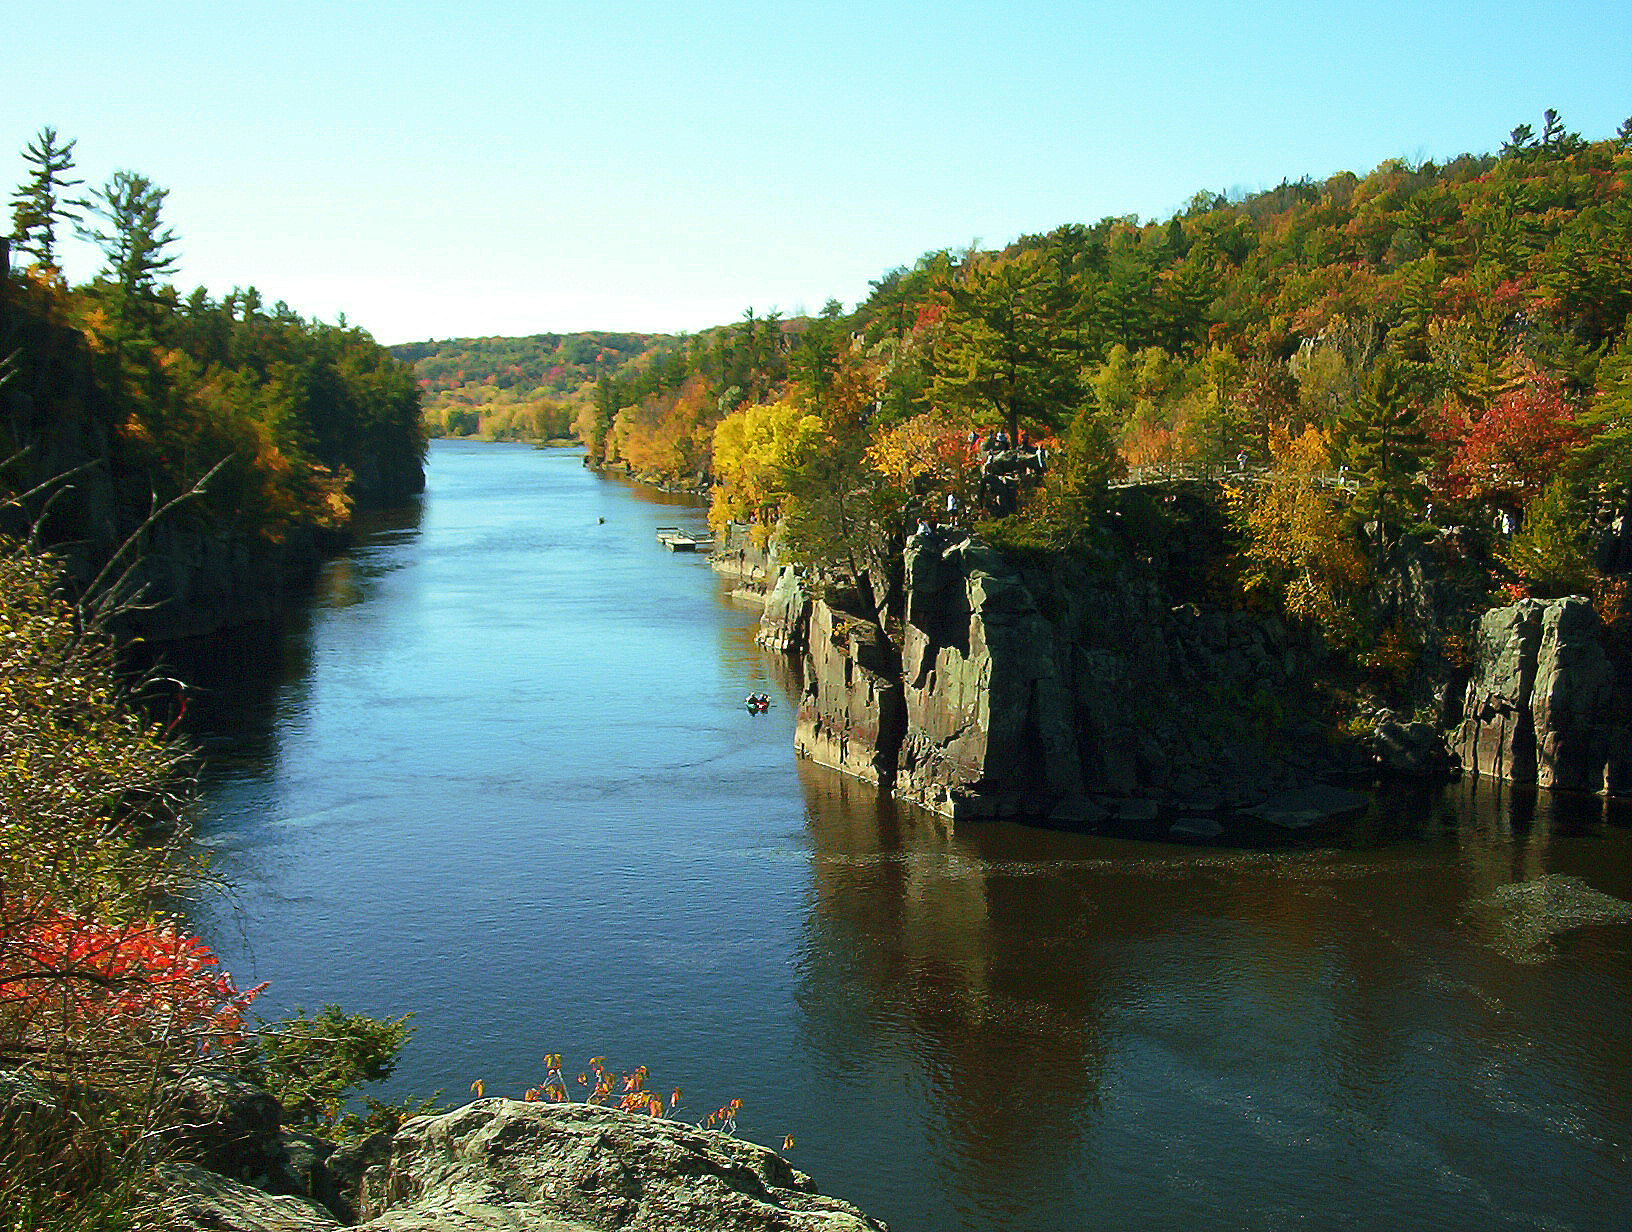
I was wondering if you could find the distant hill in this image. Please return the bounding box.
[389,331,683,440]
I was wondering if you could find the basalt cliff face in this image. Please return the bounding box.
[1451,596,1628,794]
[766,533,1629,827]
[770,531,1356,827]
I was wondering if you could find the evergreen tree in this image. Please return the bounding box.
[929,251,1082,440]
[8,126,83,268]
[1338,357,1429,548]
[80,170,180,347]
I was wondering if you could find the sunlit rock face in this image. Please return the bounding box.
[1454,596,1623,793]
[894,535,1080,818]
[794,596,903,788]
[757,566,810,655]
[782,529,1343,822]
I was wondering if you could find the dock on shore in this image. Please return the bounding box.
[655,526,715,553]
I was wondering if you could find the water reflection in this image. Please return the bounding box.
[794,755,1632,1230]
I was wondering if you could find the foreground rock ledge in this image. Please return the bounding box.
[161,1098,887,1232]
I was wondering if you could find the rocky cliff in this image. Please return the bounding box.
[1451,596,1627,794]
[773,531,1629,828]
[777,529,1379,832]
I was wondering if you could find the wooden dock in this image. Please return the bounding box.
[655,526,715,553]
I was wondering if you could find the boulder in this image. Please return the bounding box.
[156,1163,343,1232]
[159,1072,287,1188]
[1372,719,1454,778]
[356,1099,886,1232]
[1244,784,1371,830]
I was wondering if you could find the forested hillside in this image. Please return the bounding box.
[1,129,428,635]
[591,111,1632,704]
[392,330,674,440]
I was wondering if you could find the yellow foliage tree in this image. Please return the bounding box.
[708,399,826,544]
[1230,425,1367,646]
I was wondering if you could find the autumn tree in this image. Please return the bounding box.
[1436,356,1579,521]
[780,354,904,596]
[0,532,263,1222]
[709,398,825,546]
[788,299,848,413]
[1231,425,1367,646]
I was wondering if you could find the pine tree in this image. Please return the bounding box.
[83,170,179,298]
[929,251,1082,440]
[1338,357,1429,548]
[8,127,84,268]
[79,170,180,349]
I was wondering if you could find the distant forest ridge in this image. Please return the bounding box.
[390,330,681,441]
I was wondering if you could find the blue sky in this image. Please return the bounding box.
[8,1,1629,344]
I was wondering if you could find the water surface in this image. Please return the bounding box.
[184,440,1632,1232]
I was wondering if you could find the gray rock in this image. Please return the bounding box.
[1245,784,1371,830]
[1452,597,1617,792]
[156,1163,343,1232]
[894,537,1080,816]
[1174,795,1224,814]
[357,1100,885,1232]
[1372,719,1452,778]
[159,1072,286,1187]
[756,567,809,655]
[1169,816,1224,838]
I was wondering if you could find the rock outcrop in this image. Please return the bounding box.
[774,529,1632,825]
[710,521,779,586]
[358,1099,884,1232]
[779,529,1357,826]
[1452,596,1625,793]
[153,1092,885,1232]
[756,567,810,655]
[795,598,903,787]
[894,536,1080,818]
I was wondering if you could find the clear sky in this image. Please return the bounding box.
[8,1,1629,345]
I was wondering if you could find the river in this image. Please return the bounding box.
[181,439,1632,1232]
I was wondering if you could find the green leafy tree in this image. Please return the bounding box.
[8,126,83,269]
